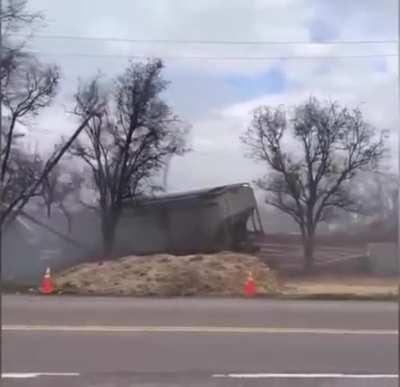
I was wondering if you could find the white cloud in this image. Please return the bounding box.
[24,0,399,191]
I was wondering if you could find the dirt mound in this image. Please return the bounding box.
[54,252,279,296]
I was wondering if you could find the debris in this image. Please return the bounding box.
[55,252,280,297]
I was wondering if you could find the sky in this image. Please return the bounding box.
[23,0,399,193]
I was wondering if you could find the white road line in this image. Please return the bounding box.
[2,372,80,379]
[213,373,399,379]
[1,372,399,379]
[3,372,397,379]
[2,324,397,335]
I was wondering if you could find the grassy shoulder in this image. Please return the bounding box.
[281,275,398,301]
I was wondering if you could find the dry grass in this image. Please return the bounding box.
[283,275,399,297]
[54,252,280,297]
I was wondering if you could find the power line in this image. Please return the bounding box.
[27,50,397,61]
[10,33,398,46]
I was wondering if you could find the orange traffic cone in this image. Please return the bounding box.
[40,267,54,295]
[244,271,256,297]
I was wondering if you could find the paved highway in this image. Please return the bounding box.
[2,295,398,386]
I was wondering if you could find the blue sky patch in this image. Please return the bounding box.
[308,18,339,42]
[225,67,287,97]
[371,59,387,73]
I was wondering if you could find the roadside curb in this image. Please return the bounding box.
[1,288,398,302]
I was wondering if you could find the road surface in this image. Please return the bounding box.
[2,295,398,386]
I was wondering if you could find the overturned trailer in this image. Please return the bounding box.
[2,183,264,284]
[115,183,264,255]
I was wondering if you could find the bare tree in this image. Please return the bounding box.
[1,0,41,32]
[241,97,385,270]
[71,59,188,256]
[0,1,106,228]
[1,144,43,204]
[0,0,42,67]
[40,163,84,231]
[0,79,105,226]
[353,171,398,226]
[1,59,60,182]
[1,0,43,103]
[0,1,55,221]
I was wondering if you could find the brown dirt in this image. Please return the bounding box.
[54,252,280,297]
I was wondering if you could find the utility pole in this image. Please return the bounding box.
[397,0,400,276]
[0,0,3,280]
[0,0,3,370]
[0,0,2,158]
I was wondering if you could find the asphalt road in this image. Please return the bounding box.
[2,295,398,386]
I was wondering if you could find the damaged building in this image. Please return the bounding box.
[2,183,264,284]
[116,183,264,255]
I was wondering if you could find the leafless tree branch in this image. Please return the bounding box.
[70,59,188,256]
[241,97,385,270]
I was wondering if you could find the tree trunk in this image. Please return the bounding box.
[303,233,315,272]
[46,204,51,218]
[101,213,119,258]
